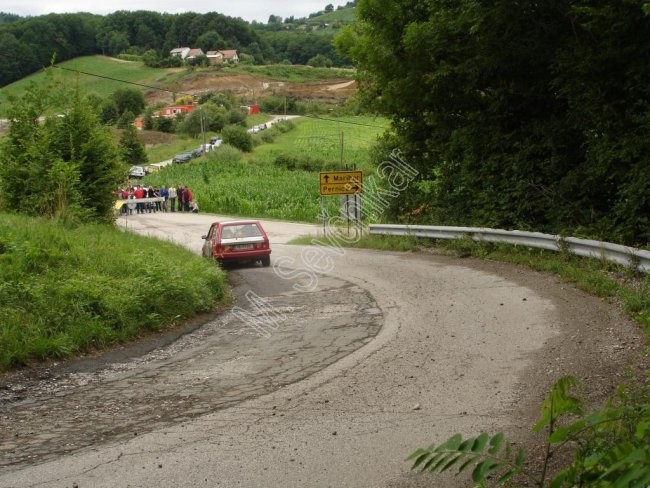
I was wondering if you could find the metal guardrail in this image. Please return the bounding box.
[368,224,650,273]
[116,197,165,205]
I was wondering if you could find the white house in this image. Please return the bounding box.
[170,47,191,59]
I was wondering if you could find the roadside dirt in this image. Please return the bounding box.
[144,72,357,106]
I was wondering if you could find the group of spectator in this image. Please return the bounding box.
[117,185,198,215]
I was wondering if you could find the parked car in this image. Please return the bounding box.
[209,136,223,147]
[129,166,146,178]
[172,152,192,164]
[191,147,203,158]
[144,164,161,174]
[201,220,271,267]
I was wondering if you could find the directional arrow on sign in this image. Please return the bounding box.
[319,170,363,196]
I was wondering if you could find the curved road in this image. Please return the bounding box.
[0,212,643,487]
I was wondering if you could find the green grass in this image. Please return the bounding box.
[142,114,389,222]
[0,213,229,371]
[144,146,338,221]
[250,115,389,174]
[0,56,172,116]
[306,6,357,24]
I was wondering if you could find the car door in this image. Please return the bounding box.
[202,224,217,258]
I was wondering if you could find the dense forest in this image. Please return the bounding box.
[339,0,650,246]
[0,4,355,87]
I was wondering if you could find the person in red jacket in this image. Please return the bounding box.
[185,187,193,212]
[133,185,145,214]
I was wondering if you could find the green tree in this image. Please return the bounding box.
[177,108,205,138]
[307,54,332,67]
[112,87,145,117]
[339,0,650,246]
[238,52,255,65]
[116,110,135,129]
[0,80,123,222]
[106,30,129,56]
[99,99,119,124]
[196,30,226,52]
[142,48,160,67]
[142,109,154,130]
[153,117,174,133]
[221,124,252,152]
[119,125,148,165]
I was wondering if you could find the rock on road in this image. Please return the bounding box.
[0,212,644,487]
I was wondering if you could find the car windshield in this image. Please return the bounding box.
[221,224,262,239]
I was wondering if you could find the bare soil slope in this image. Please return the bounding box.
[144,73,357,105]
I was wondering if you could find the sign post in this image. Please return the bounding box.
[319,171,363,236]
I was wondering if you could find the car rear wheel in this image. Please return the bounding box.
[261,256,271,267]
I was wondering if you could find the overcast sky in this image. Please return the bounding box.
[3,1,348,22]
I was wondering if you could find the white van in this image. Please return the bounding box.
[129,166,146,178]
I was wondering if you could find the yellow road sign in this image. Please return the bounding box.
[319,170,363,196]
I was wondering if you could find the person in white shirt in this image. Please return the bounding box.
[168,185,177,212]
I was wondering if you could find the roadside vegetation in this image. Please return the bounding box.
[339,1,649,247]
[0,213,228,371]
[142,115,388,222]
[0,71,233,372]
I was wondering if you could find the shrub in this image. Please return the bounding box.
[221,125,253,152]
[408,376,650,487]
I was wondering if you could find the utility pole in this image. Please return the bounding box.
[199,105,206,152]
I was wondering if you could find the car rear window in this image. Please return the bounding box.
[221,224,263,239]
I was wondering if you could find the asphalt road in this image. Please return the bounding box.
[0,212,643,487]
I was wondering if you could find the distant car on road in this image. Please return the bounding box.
[209,136,223,147]
[201,220,271,267]
[129,166,146,178]
[172,152,192,164]
[191,148,203,158]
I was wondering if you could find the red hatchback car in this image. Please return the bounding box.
[201,220,271,267]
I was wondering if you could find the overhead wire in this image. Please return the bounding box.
[52,64,390,131]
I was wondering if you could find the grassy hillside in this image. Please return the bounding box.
[0,213,228,371]
[0,56,172,115]
[307,6,356,24]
